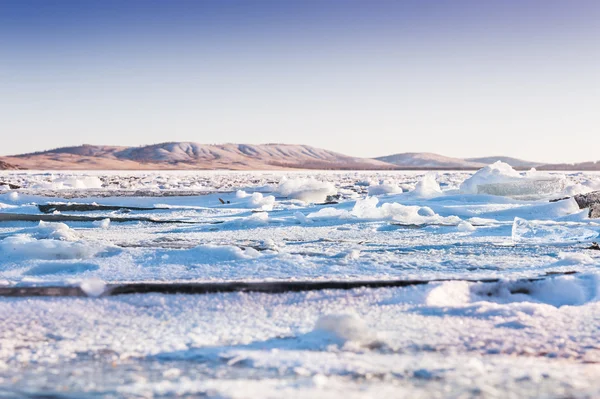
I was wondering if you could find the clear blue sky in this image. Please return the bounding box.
[1,0,598,162]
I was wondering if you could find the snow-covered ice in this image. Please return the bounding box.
[1,166,600,398]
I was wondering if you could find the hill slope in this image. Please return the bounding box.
[2,143,396,170]
[465,156,541,169]
[375,153,485,169]
[0,160,18,170]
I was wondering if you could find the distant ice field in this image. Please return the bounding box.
[1,164,600,398]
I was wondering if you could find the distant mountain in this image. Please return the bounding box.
[376,153,485,169]
[376,153,550,170]
[3,144,599,171]
[2,143,396,170]
[537,160,600,171]
[465,156,541,169]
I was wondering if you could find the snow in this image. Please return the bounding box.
[0,166,600,397]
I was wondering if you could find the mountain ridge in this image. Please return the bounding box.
[2,143,395,170]
[1,143,599,170]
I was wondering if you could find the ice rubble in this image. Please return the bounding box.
[460,161,566,197]
[276,178,337,203]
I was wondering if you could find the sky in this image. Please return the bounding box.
[0,0,598,163]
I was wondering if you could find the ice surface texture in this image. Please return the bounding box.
[1,166,600,397]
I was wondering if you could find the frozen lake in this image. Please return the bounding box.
[0,164,599,398]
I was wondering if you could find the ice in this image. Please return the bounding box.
[313,314,380,348]
[25,262,100,276]
[34,176,104,190]
[276,177,337,203]
[425,281,470,306]
[236,190,276,210]
[457,221,476,232]
[92,218,111,229]
[169,245,262,263]
[460,161,566,198]
[248,192,276,210]
[0,235,110,260]
[80,278,106,297]
[34,221,80,241]
[470,274,599,307]
[411,173,442,197]
[0,169,600,397]
[350,196,461,225]
[367,181,402,195]
[512,217,598,244]
[551,252,596,266]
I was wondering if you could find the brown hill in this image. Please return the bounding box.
[1,143,396,170]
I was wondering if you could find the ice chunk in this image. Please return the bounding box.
[277,178,337,203]
[457,221,476,232]
[236,190,250,198]
[294,211,312,224]
[367,181,402,195]
[0,235,108,260]
[412,173,442,197]
[350,197,461,225]
[35,221,79,241]
[248,192,275,211]
[307,207,349,219]
[235,191,275,210]
[92,218,111,229]
[313,314,378,347]
[460,162,565,198]
[80,278,106,297]
[511,217,598,244]
[425,281,470,307]
[551,252,595,266]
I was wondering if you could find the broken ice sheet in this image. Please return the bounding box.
[512,217,598,244]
